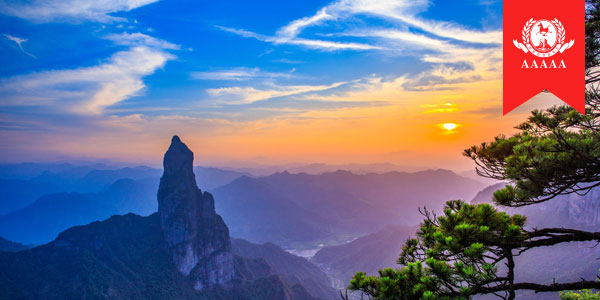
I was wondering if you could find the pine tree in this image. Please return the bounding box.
[346,2,600,299]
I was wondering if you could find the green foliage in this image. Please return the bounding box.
[349,200,528,300]
[463,0,600,207]
[349,3,600,299]
[587,0,600,72]
[560,290,600,300]
[463,108,600,206]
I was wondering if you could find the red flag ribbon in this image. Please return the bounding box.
[503,0,585,115]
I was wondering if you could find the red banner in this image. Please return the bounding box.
[503,0,585,114]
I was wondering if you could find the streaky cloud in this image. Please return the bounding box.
[216,25,380,51]
[0,46,174,114]
[191,67,294,81]
[0,0,159,23]
[105,32,181,50]
[3,34,36,58]
[205,81,351,104]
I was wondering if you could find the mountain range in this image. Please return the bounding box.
[213,169,485,248]
[0,139,597,299]
[0,163,485,248]
[312,182,600,299]
[0,163,246,214]
[312,224,418,289]
[0,136,333,300]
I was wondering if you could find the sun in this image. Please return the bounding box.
[442,123,457,130]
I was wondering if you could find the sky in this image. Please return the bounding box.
[0,0,564,170]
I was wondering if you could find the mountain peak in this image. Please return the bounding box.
[163,135,193,177]
[157,135,234,289]
[171,134,182,143]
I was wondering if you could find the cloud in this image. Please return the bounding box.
[0,46,174,114]
[211,0,503,120]
[0,32,180,115]
[0,0,158,23]
[272,58,304,64]
[217,0,500,55]
[104,32,180,50]
[206,81,350,104]
[216,26,381,51]
[3,34,36,58]
[301,0,501,44]
[275,7,333,39]
[340,29,449,51]
[191,67,294,81]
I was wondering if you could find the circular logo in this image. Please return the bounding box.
[512,18,574,58]
[530,20,558,53]
[525,19,561,57]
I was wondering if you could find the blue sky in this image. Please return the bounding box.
[0,0,520,169]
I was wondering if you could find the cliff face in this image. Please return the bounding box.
[157,135,234,289]
[470,182,600,231]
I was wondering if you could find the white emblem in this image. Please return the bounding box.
[513,18,574,57]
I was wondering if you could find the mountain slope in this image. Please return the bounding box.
[471,183,600,231]
[0,178,158,245]
[0,136,323,300]
[313,184,600,299]
[0,178,62,214]
[213,169,485,248]
[0,213,321,300]
[312,225,418,288]
[194,167,248,191]
[0,236,29,252]
[0,164,244,216]
[232,239,337,300]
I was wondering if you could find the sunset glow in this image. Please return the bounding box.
[442,123,457,130]
[0,0,566,171]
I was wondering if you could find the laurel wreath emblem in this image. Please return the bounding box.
[513,18,575,57]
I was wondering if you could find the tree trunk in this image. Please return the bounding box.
[506,249,516,300]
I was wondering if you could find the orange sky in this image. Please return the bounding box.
[1,77,564,172]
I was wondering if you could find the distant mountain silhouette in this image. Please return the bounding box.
[231,239,337,300]
[0,163,247,215]
[0,162,112,180]
[0,178,158,244]
[312,184,600,299]
[0,236,29,252]
[213,169,485,247]
[471,183,600,231]
[470,182,506,205]
[0,163,248,245]
[469,183,600,299]
[0,136,324,300]
[312,225,417,289]
[0,178,62,214]
[218,162,426,177]
[194,166,250,191]
[0,162,484,250]
[0,214,323,300]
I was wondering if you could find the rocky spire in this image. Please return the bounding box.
[157,135,234,289]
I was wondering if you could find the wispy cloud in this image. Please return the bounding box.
[339,29,449,51]
[104,32,181,50]
[0,33,178,114]
[191,67,295,81]
[217,0,500,55]
[275,7,333,39]
[297,0,501,44]
[216,26,381,51]
[0,47,173,114]
[3,34,36,58]
[272,58,304,64]
[0,0,158,23]
[206,81,350,104]
[214,0,502,107]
